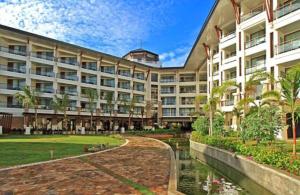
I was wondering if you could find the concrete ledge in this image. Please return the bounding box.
[0,139,129,172]
[190,140,300,195]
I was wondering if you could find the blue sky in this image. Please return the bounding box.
[0,0,215,67]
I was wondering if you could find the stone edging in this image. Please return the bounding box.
[0,139,129,172]
[190,140,300,195]
[145,137,184,195]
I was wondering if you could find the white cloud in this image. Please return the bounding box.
[0,0,174,56]
[160,45,191,67]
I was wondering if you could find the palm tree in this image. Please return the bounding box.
[200,80,237,136]
[15,86,39,130]
[86,88,99,131]
[238,70,274,115]
[121,97,136,130]
[51,94,70,131]
[278,66,300,155]
[232,106,243,131]
[105,91,114,130]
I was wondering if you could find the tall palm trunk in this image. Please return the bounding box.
[90,111,93,131]
[209,108,213,136]
[292,112,296,155]
[34,107,38,130]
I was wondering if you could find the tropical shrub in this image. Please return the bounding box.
[212,114,225,136]
[191,131,300,175]
[192,116,209,135]
[240,106,281,143]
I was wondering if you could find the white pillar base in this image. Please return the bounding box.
[25,127,31,135]
[81,127,85,135]
[0,126,2,135]
[121,127,125,134]
[276,130,283,140]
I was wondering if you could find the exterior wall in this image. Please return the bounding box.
[0,28,205,129]
[190,140,300,195]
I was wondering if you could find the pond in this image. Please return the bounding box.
[164,137,274,195]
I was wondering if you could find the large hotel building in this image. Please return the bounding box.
[0,0,299,133]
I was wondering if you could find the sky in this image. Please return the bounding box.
[0,0,215,67]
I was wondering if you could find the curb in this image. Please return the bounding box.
[0,139,129,172]
[144,137,184,195]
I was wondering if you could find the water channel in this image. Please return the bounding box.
[163,137,274,195]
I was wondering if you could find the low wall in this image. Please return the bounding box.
[190,140,300,195]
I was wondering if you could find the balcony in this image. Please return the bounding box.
[162,100,176,106]
[0,101,22,108]
[118,70,131,77]
[246,60,266,75]
[81,62,97,71]
[276,38,300,54]
[0,64,26,74]
[118,83,131,90]
[31,52,54,61]
[181,100,194,105]
[57,89,78,96]
[57,74,78,81]
[275,1,300,19]
[213,71,219,76]
[225,99,234,106]
[31,69,55,77]
[241,4,265,22]
[0,46,27,56]
[162,110,176,117]
[133,86,144,92]
[101,67,115,75]
[34,87,54,94]
[134,73,145,80]
[58,58,77,66]
[199,74,207,81]
[179,109,194,116]
[0,83,24,90]
[82,78,97,85]
[161,77,176,83]
[161,89,175,94]
[101,80,115,88]
[221,31,236,42]
[245,35,266,49]
[225,72,237,81]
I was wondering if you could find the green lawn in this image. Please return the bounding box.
[0,135,125,168]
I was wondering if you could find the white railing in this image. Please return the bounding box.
[275,1,300,18]
[276,38,300,54]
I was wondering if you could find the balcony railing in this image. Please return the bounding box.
[199,75,207,81]
[162,111,176,117]
[82,78,97,85]
[31,52,54,61]
[162,101,176,106]
[58,58,77,66]
[225,100,234,106]
[134,86,144,92]
[0,46,27,56]
[118,83,131,90]
[161,89,175,94]
[213,71,219,76]
[276,38,300,54]
[134,74,145,80]
[241,4,265,22]
[31,69,55,77]
[0,83,24,90]
[101,82,115,88]
[0,64,26,73]
[181,101,194,105]
[221,31,236,42]
[101,68,115,75]
[57,74,78,81]
[34,87,54,93]
[57,90,78,96]
[118,71,131,77]
[180,77,196,82]
[246,61,266,75]
[161,78,176,83]
[245,35,266,49]
[0,101,23,108]
[275,1,300,18]
[81,63,97,71]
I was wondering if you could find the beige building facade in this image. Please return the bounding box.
[0,0,299,132]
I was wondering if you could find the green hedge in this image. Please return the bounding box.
[191,131,300,176]
[125,128,180,136]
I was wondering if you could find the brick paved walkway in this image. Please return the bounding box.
[0,137,171,195]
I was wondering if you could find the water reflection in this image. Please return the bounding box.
[165,138,273,195]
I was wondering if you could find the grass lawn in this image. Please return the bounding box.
[0,135,125,168]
